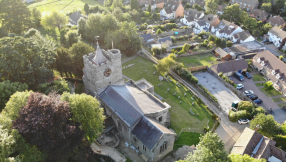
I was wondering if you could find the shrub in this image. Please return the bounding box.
[280,55,284,60]
[264,81,274,91]
[218,72,223,77]
[193,35,198,40]
[274,135,286,150]
[238,101,254,112]
[166,23,177,30]
[282,122,286,135]
[226,40,233,47]
[151,47,161,55]
[156,29,162,34]
[247,68,251,72]
[229,110,248,122]
[182,43,191,52]
[178,36,184,40]
[177,50,185,55]
[212,113,218,120]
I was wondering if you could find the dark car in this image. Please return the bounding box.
[254,99,263,104]
[233,72,244,81]
[242,71,252,79]
[249,94,258,100]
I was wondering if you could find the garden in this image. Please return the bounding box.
[176,53,218,67]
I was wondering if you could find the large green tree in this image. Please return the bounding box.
[111,0,124,9]
[243,17,258,33]
[0,36,56,87]
[263,23,272,34]
[0,80,28,111]
[84,3,90,15]
[38,78,71,95]
[54,48,73,77]
[229,154,267,162]
[0,0,31,34]
[220,4,248,24]
[41,10,68,31]
[182,132,228,162]
[131,0,138,10]
[273,0,284,14]
[205,0,218,15]
[61,92,105,143]
[31,7,42,27]
[78,17,86,38]
[105,21,142,57]
[250,113,280,137]
[261,3,272,13]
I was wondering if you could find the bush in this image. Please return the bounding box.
[229,110,248,122]
[212,113,218,120]
[226,40,233,47]
[177,68,198,84]
[218,72,223,77]
[178,36,184,41]
[182,43,191,52]
[177,50,185,55]
[151,47,161,55]
[282,122,286,135]
[238,101,254,112]
[264,81,274,91]
[166,23,177,30]
[156,28,162,34]
[274,135,286,150]
[198,84,218,103]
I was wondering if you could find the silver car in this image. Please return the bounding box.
[238,119,249,125]
[243,90,254,96]
[237,84,244,90]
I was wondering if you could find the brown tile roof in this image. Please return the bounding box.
[249,9,268,19]
[211,59,248,74]
[215,47,229,57]
[217,4,227,12]
[268,16,286,26]
[268,26,286,39]
[233,30,252,41]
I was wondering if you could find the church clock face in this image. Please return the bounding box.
[104,68,112,77]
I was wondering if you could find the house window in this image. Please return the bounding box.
[159,116,162,122]
[160,141,168,153]
[143,145,147,152]
[133,136,137,142]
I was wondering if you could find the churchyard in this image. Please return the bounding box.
[176,53,218,68]
[122,56,215,147]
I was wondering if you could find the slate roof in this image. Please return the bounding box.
[132,117,175,150]
[140,34,153,42]
[159,37,172,44]
[164,1,180,14]
[249,9,268,20]
[184,8,204,17]
[268,16,286,26]
[233,30,253,41]
[232,0,258,7]
[69,12,85,25]
[268,26,286,39]
[213,19,231,29]
[197,20,206,26]
[186,15,195,22]
[219,23,239,35]
[99,84,166,127]
[211,59,248,73]
[217,4,227,12]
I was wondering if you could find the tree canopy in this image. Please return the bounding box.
[228,154,267,162]
[41,10,68,31]
[261,3,272,13]
[250,113,281,137]
[264,81,274,91]
[205,0,218,15]
[220,4,248,24]
[38,78,71,95]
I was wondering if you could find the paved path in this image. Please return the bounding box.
[91,142,126,162]
[275,101,286,104]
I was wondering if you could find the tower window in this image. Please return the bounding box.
[159,116,162,122]
[143,145,147,152]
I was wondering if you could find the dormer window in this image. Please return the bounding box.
[257,58,261,63]
[272,70,276,75]
[276,73,281,79]
[261,61,265,66]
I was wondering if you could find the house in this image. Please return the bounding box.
[268,16,286,28]
[83,43,177,162]
[180,8,204,26]
[249,9,268,22]
[193,20,208,34]
[192,14,218,34]
[217,5,227,15]
[253,50,286,96]
[69,12,86,25]
[160,1,184,20]
[214,47,235,61]
[267,26,286,49]
[144,0,166,10]
[138,0,150,7]
[140,34,154,43]
[229,0,259,11]
[158,37,173,47]
[224,41,265,56]
[231,31,255,43]
[211,19,232,33]
[216,23,243,39]
[232,127,286,161]
[210,59,248,76]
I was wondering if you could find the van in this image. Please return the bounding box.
[233,72,244,81]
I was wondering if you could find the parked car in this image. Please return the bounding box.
[243,90,254,96]
[238,118,249,125]
[242,71,252,79]
[237,84,244,90]
[249,94,258,100]
[233,72,244,81]
[254,99,263,104]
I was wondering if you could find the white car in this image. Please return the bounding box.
[238,119,249,125]
[237,84,244,90]
[243,90,254,96]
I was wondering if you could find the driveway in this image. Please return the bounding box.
[232,73,286,123]
[194,72,241,114]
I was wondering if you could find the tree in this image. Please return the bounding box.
[131,0,138,10]
[0,80,28,111]
[208,35,215,41]
[12,92,85,162]
[214,37,221,46]
[38,78,71,95]
[183,132,228,162]
[84,3,89,15]
[250,113,280,137]
[41,10,68,31]
[205,0,218,15]
[220,4,248,24]
[262,23,272,34]
[226,40,233,47]
[229,154,267,162]
[111,0,123,9]
[78,17,86,38]
[105,21,142,57]
[282,121,286,134]
[151,47,162,55]
[264,81,274,91]
[156,28,163,34]
[54,48,73,77]
[31,7,42,27]
[65,30,81,47]
[238,101,253,112]
[69,42,94,78]
[243,17,258,33]
[219,38,227,48]
[273,0,284,14]
[147,4,151,13]
[61,92,105,143]
[0,36,56,87]
[192,4,204,11]
[261,3,272,13]
[183,43,191,52]
[156,56,176,73]
[0,0,31,34]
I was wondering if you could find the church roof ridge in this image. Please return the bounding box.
[92,42,109,65]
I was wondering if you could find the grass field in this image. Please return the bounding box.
[273,97,286,103]
[28,0,103,14]
[279,103,286,107]
[174,132,201,150]
[255,82,264,87]
[122,56,215,134]
[253,74,266,82]
[260,88,282,97]
[176,53,218,68]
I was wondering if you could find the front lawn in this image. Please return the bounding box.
[28,0,103,14]
[253,74,266,82]
[174,132,201,150]
[122,56,215,134]
[273,97,286,103]
[260,88,282,97]
[255,83,264,87]
[176,53,218,67]
[278,103,286,107]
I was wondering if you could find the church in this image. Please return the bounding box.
[82,43,176,162]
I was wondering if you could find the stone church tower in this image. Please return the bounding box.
[83,42,125,95]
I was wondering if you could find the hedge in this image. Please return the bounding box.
[198,84,218,103]
[274,135,286,151]
[229,110,249,122]
[177,68,198,84]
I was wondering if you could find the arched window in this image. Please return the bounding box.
[160,141,168,153]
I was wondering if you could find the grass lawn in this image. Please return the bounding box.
[253,74,265,82]
[176,53,218,68]
[174,132,201,150]
[28,0,103,14]
[279,103,286,107]
[122,56,215,134]
[273,97,286,102]
[260,88,282,97]
[255,82,264,87]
